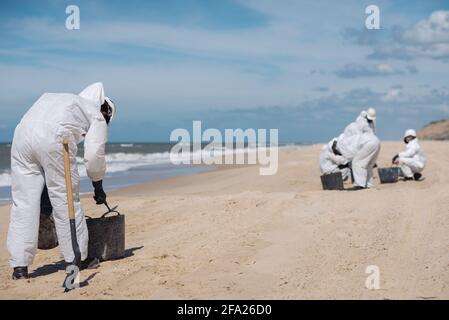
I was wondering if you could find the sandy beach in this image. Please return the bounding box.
[0,141,448,300]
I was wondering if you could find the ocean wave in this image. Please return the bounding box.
[0,171,11,187]
[76,152,174,177]
[0,146,286,187]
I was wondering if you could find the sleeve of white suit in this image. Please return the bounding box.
[399,143,418,159]
[84,116,108,182]
[328,152,348,165]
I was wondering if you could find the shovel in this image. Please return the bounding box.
[62,137,82,292]
[103,200,118,214]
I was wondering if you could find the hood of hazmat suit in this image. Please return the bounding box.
[403,129,417,140]
[79,82,105,105]
[343,111,375,137]
[7,83,108,268]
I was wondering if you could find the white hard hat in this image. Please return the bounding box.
[366,107,376,121]
[104,96,116,122]
[404,129,416,139]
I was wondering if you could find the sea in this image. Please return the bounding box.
[0,142,298,204]
[0,142,214,204]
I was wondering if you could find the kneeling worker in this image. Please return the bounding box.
[392,129,426,181]
[319,138,351,181]
[8,82,116,279]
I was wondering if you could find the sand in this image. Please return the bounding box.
[0,141,448,300]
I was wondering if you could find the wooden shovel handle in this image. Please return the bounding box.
[63,137,76,220]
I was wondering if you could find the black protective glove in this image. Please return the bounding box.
[332,140,342,156]
[392,154,399,164]
[92,180,107,205]
[338,163,350,169]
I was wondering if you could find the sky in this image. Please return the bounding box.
[1,0,449,143]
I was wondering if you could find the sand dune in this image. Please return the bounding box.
[418,119,449,140]
[1,141,448,299]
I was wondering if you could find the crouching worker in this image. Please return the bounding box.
[392,129,426,181]
[320,138,351,181]
[7,82,116,280]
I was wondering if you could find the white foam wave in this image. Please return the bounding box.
[0,145,288,187]
[0,172,11,187]
[76,152,174,177]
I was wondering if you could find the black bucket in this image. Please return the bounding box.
[38,214,59,250]
[38,186,59,250]
[320,172,344,190]
[378,167,401,184]
[86,209,125,262]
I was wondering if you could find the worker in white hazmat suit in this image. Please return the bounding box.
[319,138,351,180]
[351,132,381,189]
[333,130,380,189]
[7,82,116,280]
[336,108,377,160]
[392,129,426,181]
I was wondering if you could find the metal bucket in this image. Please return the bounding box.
[86,209,125,261]
[320,172,344,190]
[378,167,401,184]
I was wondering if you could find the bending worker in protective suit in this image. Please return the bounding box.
[334,108,380,189]
[7,82,116,280]
[319,138,351,180]
[392,129,426,181]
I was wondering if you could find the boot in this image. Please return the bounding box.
[348,186,366,191]
[12,266,29,280]
[80,257,100,270]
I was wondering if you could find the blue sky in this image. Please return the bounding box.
[1,0,449,143]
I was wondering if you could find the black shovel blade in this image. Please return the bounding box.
[63,219,82,292]
[62,263,80,292]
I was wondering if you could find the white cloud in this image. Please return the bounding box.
[402,11,449,45]
[335,63,416,78]
[368,10,449,61]
[9,18,307,62]
[381,88,403,102]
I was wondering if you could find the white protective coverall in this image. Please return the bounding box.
[335,131,380,188]
[7,83,108,267]
[398,139,426,178]
[335,133,360,161]
[351,132,381,188]
[336,111,375,160]
[319,139,351,180]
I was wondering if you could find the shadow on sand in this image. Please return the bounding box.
[124,245,144,258]
[29,245,145,279]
